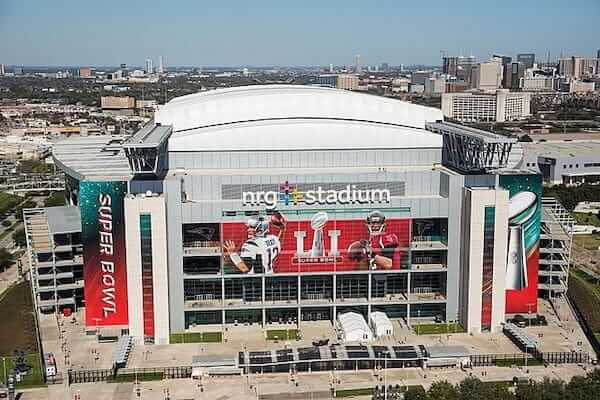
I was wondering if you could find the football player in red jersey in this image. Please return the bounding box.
[347,210,399,270]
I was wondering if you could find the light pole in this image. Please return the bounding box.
[417,310,421,335]
[383,352,388,400]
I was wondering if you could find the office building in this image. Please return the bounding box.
[520,76,558,92]
[443,56,478,82]
[559,56,599,78]
[471,61,503,92]
[503,62,525,90]
[79,68,92,79]
[492,54,512,65]
[100,96,136,110]
[317,74,338,88]
[317,74,359,91]
[424,76,446,94]
[145,59,154,75]
[441,90,531,122]
[0,64,5,76]
[517,54,535,69]
[443,57,458,76]
[355,54,362,74]
[158,56,164,74]
[49,86,542,344]
[411,71,432,86]
[336,74,359,90]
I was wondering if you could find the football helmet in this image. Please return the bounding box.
[366,210,386,235]
[246,218,269,237]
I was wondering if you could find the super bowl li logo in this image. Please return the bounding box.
[292,211,343,264]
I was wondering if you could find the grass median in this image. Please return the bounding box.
[169,331,222,344]
[265,329,300,341]
[414,323,465,335]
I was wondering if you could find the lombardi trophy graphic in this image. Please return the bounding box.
[506,191,538,291]
[310,212,328,257]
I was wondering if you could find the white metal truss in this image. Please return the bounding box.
[425,122,518,173]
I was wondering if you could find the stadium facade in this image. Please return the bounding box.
[52,85,541,345]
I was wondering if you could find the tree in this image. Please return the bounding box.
[14,200,36,221]
[458,377,495,400]
[1,220,12,227]
[0,248,13,271]
[404,386,429,400]
[488,382,515,400]
[566,371,600,400]
[428,381,460,400]
[12,227,26,248]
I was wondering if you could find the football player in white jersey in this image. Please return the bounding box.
[223,212,286,274]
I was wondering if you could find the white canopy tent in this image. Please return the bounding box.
[337,312,374,343]
[369,311,394,337]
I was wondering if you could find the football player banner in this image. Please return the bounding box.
[221,210,411,274]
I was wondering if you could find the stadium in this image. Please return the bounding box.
[48,85,540,345]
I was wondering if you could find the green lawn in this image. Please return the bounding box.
[0,353,46,388]
[573,212,600,227]
[571,269,600,297]
[109,372,164,383]
[494,357,544,367]
[335,387,373,397]
[414,323,465,335]
[169,331,222,344]
[335,385,423,398]
[265,329,300,341]
[573,234,600,251]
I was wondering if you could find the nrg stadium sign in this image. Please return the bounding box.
[242,182,391,210]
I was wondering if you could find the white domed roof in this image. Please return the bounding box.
[156,85,444,151]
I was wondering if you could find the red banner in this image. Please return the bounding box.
[222,212,410,274]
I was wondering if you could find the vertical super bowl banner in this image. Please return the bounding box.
[499,174,542,314]
[80,181,129,327]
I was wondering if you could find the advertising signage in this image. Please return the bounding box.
[80,181,129,327]
[499,174,542,315]
[220,209,411,274]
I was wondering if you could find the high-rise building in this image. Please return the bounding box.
[317,74,338,88]
[145,59,154,75]
[355,54,362,74]
[158,56,164,74]
[0,64,5,75]
[14,66,23,75]
[442,90,531,122]
[517,54,535,69]
[424,76,446,94]
[492,54,512,65]
[380,63,389,72]
[558,56,598,78]
[502,62,526,90]
[456,56,478,83]
[471,61,503,91]
[329,64,334,73]
[336,74,359,90]
[443,56,458,76]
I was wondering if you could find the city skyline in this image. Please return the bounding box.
[0,0,598,67]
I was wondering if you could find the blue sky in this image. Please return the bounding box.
[1,0,598,67]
